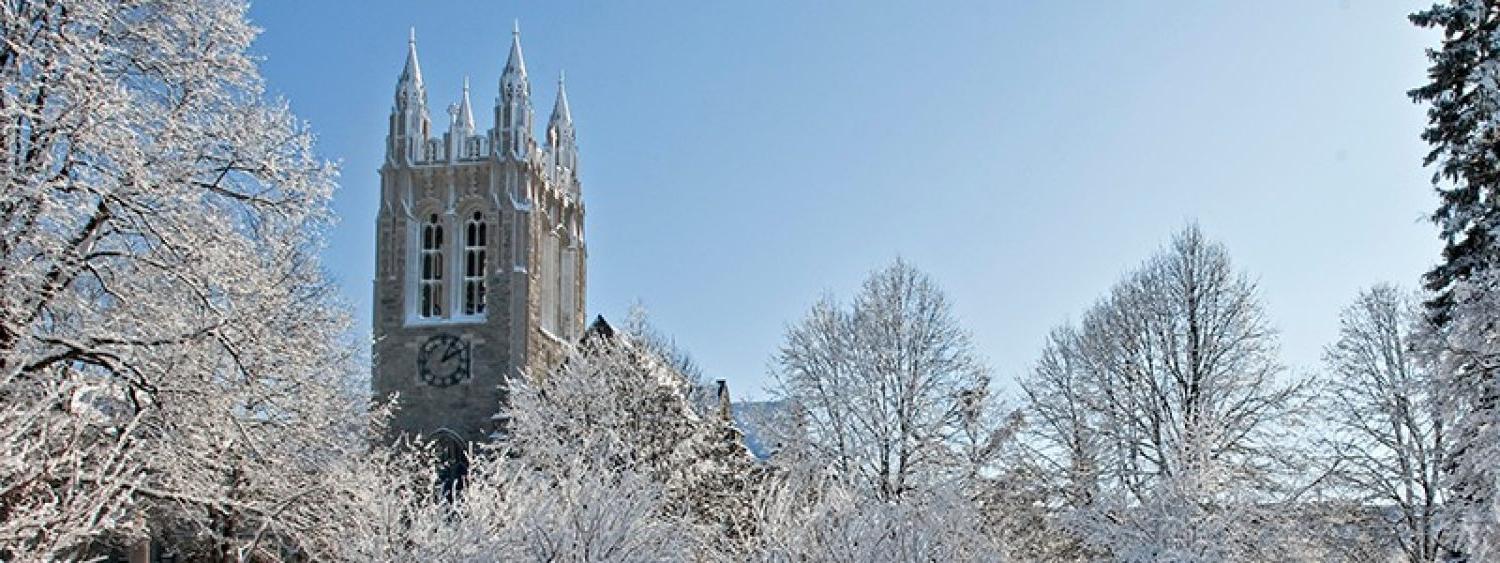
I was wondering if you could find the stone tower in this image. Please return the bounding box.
[372,26,586,445]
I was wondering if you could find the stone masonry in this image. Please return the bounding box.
[372,25,586,446]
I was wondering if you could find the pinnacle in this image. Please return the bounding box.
[550,72,572,127]
[503,20,527,79]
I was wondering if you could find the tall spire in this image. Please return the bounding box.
[397,27,424,101]
[497,20,533,158]
[547,71,578,185]
[549,71,572,130]
[390,27,430,165]
[502,20,527,82]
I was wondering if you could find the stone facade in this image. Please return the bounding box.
[372,26,586,445]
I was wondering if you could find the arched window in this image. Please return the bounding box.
[462,211,488,316]
[419,213,445,318]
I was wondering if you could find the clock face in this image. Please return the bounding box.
[417,333,470,387]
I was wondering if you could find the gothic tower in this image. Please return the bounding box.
[372,26,587,445]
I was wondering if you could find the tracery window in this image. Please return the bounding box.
[462,211,488,315]
[419,213,445,318]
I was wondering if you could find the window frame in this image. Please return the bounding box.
[417,212,446,319]
[459,210,489,318]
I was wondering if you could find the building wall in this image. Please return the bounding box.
[372,30,585,445]
[373,152,584,444]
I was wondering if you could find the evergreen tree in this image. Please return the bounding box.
[1410,0,1500,324]
[1411,2,1500,558]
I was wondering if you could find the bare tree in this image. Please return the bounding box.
[770,258,998,501]
[1020,225,1312,561]
[1022,326,1106,510]
[1091,226,1303,494]
[1005,326,1110,562]
[1321,284,1448,562]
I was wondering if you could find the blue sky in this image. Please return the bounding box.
[249,1,1437,399]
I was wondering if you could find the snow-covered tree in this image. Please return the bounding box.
[0,376,142,560]
[769,258,1000,501]
[974,459,1100,563]
[1073,466,1333,563]
[1414,271,1500,561]
[1022,326,1107,512]
[480,455,697,562]
[310,435,446,562]
[623,304,706,386]
[1409,2,1500,558]
[505,320,757,544]
[1007,326,1109,562]
[738,456,1006,562]
[1018,225,1311,561]
[1409,0,1500,322]
[324,441,697,563]
[621,303,731,422]
[1321,285,1450,562]
[0,0,370,559]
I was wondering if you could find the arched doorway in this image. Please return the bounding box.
[432,429,469,499]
